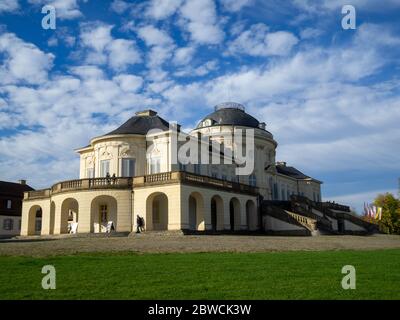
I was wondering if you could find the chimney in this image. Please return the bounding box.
[18,179,26,185]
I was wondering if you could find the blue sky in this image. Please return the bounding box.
[0,0,399,212]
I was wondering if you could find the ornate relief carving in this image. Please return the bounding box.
[99,146,113,160]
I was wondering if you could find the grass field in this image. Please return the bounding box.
[0,249,399,299]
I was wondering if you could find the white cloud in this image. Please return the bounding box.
[0,0,19,13]
[146,0,183,19]
[110,0,132,14]
[227,23,299,57]
[219,0,252,12]
[113,74,143,92]
[28,0,85,19]
[173,46,195,65]
[0,63,161,187]
[0,32,54,85]
[79,22,141,71]
[300,27,323,40]
[136,25,176,72]
[107,39,142,71]
[137,25,174,47]
[179,0,224,45]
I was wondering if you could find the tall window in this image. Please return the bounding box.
[122,158,136,177]
[149,157,161,174]
[100,160,110,177]
[273,183,278,200]
[35,220,41,232]
[178,162,186,172]
[100,205,108,223]
[193,164,201,175]
[249,174,257,186]
[3,219,13,230]
[87,167,95,179]
[6,200,12,209]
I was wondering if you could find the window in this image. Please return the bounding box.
[249,174,257,187]
[35,220,41,232]
[149,157,161,174]
[178,162,186,172]
[202,119,212,127]
[100,160,110,177]
[121,158,135,177]
[3,219,13,230]
[281,189,285,201]
[273,183,278,200]
[87,167,95,179]
[100,205,108,223]
[194,164,201,175]
[6,200,12,209]
[153,200,160,223]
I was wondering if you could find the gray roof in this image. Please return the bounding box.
[104,110,170,136]
[196,102,261,129]
[275,165,311,180]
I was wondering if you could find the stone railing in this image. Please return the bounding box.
[287,211,316,231]
[144,172,172,183]
[134,171,258,195]
[25,177,133,200]
[25,171,258,200]
[319,201,350,212]
[24,189,51,200]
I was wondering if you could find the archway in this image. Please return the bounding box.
[61,198,79,234]
[27,205,42,236]
[90,196,118,233]
[146,192,168,231]
[229,198,241,231]
[211,195,223,231]
[188,192,205,231]
[246,200,258,231]
[50,202,56,235]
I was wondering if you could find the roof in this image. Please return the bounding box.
[275,164,311,180]
[0,181,34,197]
[196,102,262,129]
[104,110,170,136]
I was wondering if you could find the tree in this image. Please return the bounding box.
[374,193,400,234]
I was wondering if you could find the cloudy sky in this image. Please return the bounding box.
[0,0,399,211]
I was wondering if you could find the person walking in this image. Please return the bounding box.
[140,216,145,232]
[136,215,142,233]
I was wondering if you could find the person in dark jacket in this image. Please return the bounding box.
[136,215,142,233]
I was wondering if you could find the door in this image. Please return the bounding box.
[99,204,108,233]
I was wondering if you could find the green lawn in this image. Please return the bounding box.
[0,250,399,299]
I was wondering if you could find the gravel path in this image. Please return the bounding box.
[0,234,400,257]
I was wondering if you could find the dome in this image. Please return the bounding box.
[104,110,170,136]
[196,102,263,129]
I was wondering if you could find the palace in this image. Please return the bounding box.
[20,102,376,236]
